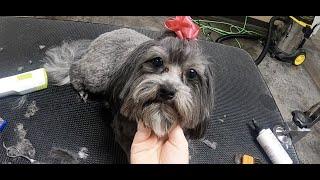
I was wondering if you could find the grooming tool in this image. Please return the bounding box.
[252,119,293,164]
[0,68,48,98]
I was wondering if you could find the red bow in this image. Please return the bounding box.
[164,16,200,40]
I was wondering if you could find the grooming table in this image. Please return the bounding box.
[0,17,300,164]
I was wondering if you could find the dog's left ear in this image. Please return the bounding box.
[187,61,215,139]
[204,61,215,114]
[185,120,207,139]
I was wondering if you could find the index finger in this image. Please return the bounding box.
[132,121,152,144]
[168,125,188,147]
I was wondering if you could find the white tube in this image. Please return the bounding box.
[256,128,293,164]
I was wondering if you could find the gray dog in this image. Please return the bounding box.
[43,28,215,160]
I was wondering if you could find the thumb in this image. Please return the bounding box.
[168,125,188,148]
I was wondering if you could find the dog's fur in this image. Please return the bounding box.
[43,28,215,160]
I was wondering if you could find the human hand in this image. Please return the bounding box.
[130,121,189,164]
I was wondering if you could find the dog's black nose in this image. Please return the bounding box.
[158,85,176,101]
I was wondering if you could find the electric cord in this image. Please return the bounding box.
[193,16,261,48]
[195,16,317,66]
[214,16,282,65]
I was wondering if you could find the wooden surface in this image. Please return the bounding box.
[249,16,272,22]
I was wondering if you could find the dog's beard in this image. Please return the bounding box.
[141,103,177,137]
[120,74,194,137]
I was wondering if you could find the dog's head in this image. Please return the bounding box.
[108,31,214,138]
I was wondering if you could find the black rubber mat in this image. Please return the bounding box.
[0,17,299,164]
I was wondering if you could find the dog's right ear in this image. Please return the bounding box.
[156,30,177,40]
[104,40,156,110]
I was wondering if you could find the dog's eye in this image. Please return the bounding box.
[151,57,163,68]
[187,69,198,79]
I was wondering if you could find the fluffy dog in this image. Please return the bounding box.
[43,28,215,160]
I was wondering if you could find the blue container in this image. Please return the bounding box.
[0,117,7,132]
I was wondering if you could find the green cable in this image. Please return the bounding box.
[193,16,261,48]
[229,23,243,48]
[235,38,242,48]
[230,18,248,48]
[194,16,262,36]
[194,19,239,28]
